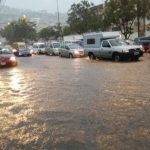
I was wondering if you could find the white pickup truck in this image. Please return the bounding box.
[84,32,143,61]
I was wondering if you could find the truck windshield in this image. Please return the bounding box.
[109,39,127,46]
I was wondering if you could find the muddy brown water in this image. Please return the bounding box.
[0,55,150,150]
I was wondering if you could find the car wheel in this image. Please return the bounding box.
[113,53,120,62]
[69,54,73,58]
[134,57,139,61]
[89,53,96,60]
[59,53,62,57]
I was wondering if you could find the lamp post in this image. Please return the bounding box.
[56,0,60,24]
[56,0,62,39]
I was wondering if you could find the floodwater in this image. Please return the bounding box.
[0,55,150,150]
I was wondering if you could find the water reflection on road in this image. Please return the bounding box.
[0,55,150,150]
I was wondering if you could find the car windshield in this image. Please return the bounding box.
[39,44,45,48]
[19,45,26,50]
[53,43,60,48]
[109,39,127,46]
[0,48,12,54]
[68,43,82,49]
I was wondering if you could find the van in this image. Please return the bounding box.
[45,41,60,56]
[33,42,46,54]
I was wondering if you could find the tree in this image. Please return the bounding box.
[134,0,150,36]
[62,26,72,36]
[67,0,101,34]
[1,17,36,43]
[104,0,136,39]
[38,26,60,41]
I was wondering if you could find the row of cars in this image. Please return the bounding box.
[33,32,150,62]
[31,41,85,58]
[1,32,150,67]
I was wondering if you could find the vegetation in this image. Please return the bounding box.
[104,0,136,39]
[38,23,63,41]
[67,0,101,34]
[66,0,150,39]
[1,0,150,41]
[0,16,36,43]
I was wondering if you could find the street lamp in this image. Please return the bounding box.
[56,0,62,39]
[56,0,60,24]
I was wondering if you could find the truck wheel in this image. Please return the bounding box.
[89,53,96,60]
[69,54,73,58]
[113,53,120,62]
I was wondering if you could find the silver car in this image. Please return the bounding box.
[59,43,84,58]
[45,42,60,56]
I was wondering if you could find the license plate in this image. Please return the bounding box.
[134,52,139,55]
[0,62,6,65]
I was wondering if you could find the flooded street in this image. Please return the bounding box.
[0,55,150,150]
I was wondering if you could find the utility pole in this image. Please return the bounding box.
[56,0,60,24]
[56,0,62,39]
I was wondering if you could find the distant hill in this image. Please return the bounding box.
[0,6,68,29]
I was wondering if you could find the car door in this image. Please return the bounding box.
[64,45,70,57]
[60,45,65,56]
[101,40,112,58]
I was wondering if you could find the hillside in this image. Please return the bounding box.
[0,6,68,29]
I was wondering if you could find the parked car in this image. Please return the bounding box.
[12,42,32,57]
[33,42,46,54]
[59,43,84,58]
[45,41,60,56]
[134,37,150,52]
[28,46,39,55]
[84,32,142,61]
[0,47,17,67]
[124,39,144,56]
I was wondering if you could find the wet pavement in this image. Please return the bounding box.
[0,54,150,150]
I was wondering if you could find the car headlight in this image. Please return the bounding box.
[9,56,16,62]
[140,45,145,52]
[30,50,33,54]
[123,49,129,53]
[74,50,79,54]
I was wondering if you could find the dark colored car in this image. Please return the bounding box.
[12,42,32,57]
[134,37,150,52]
[0,47,17,67]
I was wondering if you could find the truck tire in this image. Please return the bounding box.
[69,53,73,58]
[113,53,120,62]
[89,53,96,60]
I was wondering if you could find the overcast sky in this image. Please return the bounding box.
[5,0,104,13]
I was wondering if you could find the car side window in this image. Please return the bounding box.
[60,45,64,49]
[33,45,38,48]
[65,46,69,50]
[102,41,111,48]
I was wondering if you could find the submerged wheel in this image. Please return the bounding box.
[89,53,96,60]
[59,53,62,57]
[113,53,120,62]
[69,53,73,58]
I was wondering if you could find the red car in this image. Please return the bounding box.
[0,47,17,67]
